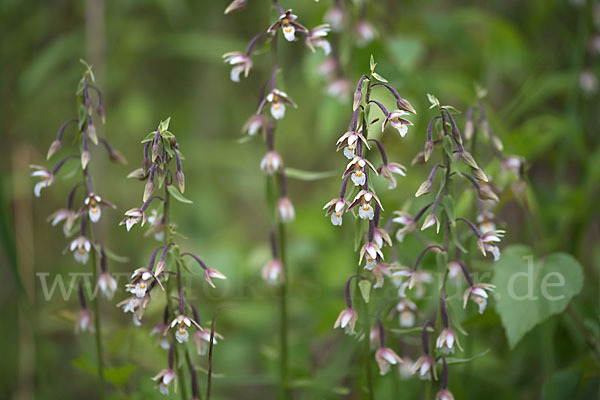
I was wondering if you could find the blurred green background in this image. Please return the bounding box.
[1,0,599,399]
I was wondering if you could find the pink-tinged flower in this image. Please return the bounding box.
[258,89,297,120]
[324,6,344,31]
[69,236,92,264]
[118,294,151,324]
[398,357,414,380]
[323,197,349,226]
[382,110,412,137]
[477,229,505,261]
[120,207,147,231]
[396,299,417,328]
[48,208,78,235]
[411,354,437,380]
[222,51,252,82]
[333,307,358,334]
[336,129,368,160]
[356,20,377,46]
[30,165,55,197]
[369,326,380,349]
[359,241,384,270]
[204,267,227,288]
[392,211,416,242]
[318,58,338,78]
[267,9,308,41]
[260,151,283,175]
[276,197,295,223]
[146,209,165,241]
[373,227,392,249]
[378,162,407,189]
[371,262,390,288]
[193,327,224,356]
[325,78,352,101]
[436,328,463,354]
[392,268,432,299]
[98,272,117,298]
[127,268,163,298]
[170,314,201,344]
[150,323,170,349]
[436,389,455,400]
[243,114,267,136]
[348,189,383,221]
[82,193,115,223]
[375,347,403,375]
[463,283,495,314]
[152,368,176,395]
[477,210,496,234]
[501,156,524,176]
[262,259,284,285]
[421,214,440,233]
[76,309,94,333]
[305,24,331,54]
[446,261,462,281]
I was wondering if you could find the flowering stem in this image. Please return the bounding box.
[277,220,290,400]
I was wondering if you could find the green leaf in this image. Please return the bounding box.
[105,364,138,387]
[427,93,440,109]
[358,280,371,303]
[161,130,175,139]
[103,247,129,263]
[78,104,87,131]
[72,353,97,377]
[441,197,455,226]
[441,105,461,114]
[372,72,388,83]
[492,245,584,348]
[167,185,193,204]
[141,131,156,143]
[284,168,336,181]
[369,55,376,73]
[159,117,171,132]
[445,349,490,365]
[449,223,467,253]
[442,135,454,158]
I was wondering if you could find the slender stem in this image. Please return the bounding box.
[277,220,290,400]
[90,245,105,399]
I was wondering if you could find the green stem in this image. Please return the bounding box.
[90,245,105,399]
[277,221,290,400]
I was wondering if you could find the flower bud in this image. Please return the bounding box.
[415,180,432,197]
[96,104,106,124]
[460,150,479,169]
[423,140,434,162]
[224,0,247,14]
[411,152,426,165]
[151,141,160,162]
[478,185,499,202]
[176,170,185,193]
[353,90,363,111]
[81,150,90,170]
[396,97,416,115]
[471,168,488,182]
[276,197,295,223]
[87,123,98,145]
[143,181,154,202]
[127,168,146,180]
[46,140,62,160]
[421,214,440,233]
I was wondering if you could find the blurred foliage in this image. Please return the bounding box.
[1,0,599,399]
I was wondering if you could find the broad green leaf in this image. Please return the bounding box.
[167,185,193,204]
[369,55,376,73]
[161,130,175,139]
[284,168,336,181]
[358,280,371,303]
[372,72,388,83]
[141,131,156,143]
[105,364,137,387]
[492,245,583,348]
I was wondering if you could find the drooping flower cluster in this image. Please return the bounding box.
[119,118,226,396]
[325,60,416,377]
[32,63,124,336]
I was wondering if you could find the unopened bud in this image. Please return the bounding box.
[81,151,90,170]
[424,140,434,162]
[127,168,146,180]
[411,152,426,166]
[353,90,363,111]
[151,142,159,162]
[478,185,499,202]
[143,181,154,202]
[109,149,127,164]
[397,97,416,114]
[460,150,479,169]
[491,136,504,151]
[464,120,474,140]
[224,0,247,14]
[47,140,62,160]
[415,180,432,197]
[87,123,98,145]
[96,104,106,124]
[176,171,185,193]
[472,168,488,183]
